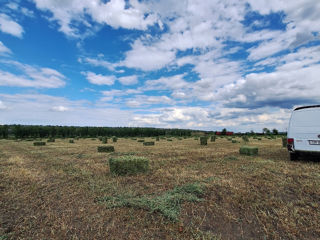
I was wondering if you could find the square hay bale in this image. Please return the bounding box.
[33,141,46,146]
[200,136,207,145]
[210,135,216,142]
[239,146,258,156]
[109,156,149,175]
[143,141,155,146]
[97,145,115,153]
[102,137,108,144]
[112,137,117,142]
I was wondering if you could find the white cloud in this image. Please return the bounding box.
[0,93,133,126]
[118,75,138,85]
[0,13,24,38]
[80,57,115,71]
[82,72,115,86]
[0,100,7,110]
[32,0,158,37]
[0,41,11,55]
[122,39,176,71]
[51,106,69,112]
[0,60,66,88]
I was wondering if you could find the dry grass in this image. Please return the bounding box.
[0,137,320,239]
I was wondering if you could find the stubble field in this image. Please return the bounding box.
[1,136,320,240]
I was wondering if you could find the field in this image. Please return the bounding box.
[1,137,320,239]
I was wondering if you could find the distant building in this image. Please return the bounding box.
[215,131,234,136]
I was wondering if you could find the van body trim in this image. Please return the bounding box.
[294,105,320,111]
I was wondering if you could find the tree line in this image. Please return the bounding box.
[0,125,194,139]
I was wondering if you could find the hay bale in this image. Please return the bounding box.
[210,135,216,142]
[69,139,74,143]
[137,139,145,142]
[33,141,46,146]
[282,137,287,147]
[47,138,55,142]
[97,145,115,153]
[239,146,258,156]
[232,140,237,143]
[109,156,149,175]
[143,141,155,146]
[112,137,117,142]
[102,137,108,144]
[200,136,207,145]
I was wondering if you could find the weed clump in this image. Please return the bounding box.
[242,135,249,143]
[239,146,258,156]
[33,141,46,146]
[156,136,160,141]
[98,182,205,222]
[200,136,207,145]
[109,156,149,175]
[143,141,155,146]
[98,146,115,153]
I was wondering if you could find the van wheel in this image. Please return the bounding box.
[290,152,299,161]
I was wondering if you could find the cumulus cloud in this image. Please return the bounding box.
[32,0,158,37]
[0,100,7,110]
[0,41,11,55]
[0,13,24,38]
[0,60,66,88]
[82,72,115,86]
[118,75,138,85]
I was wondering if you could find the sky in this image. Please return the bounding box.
[0,0,319,132]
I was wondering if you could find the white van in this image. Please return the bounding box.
[287,105,320,160]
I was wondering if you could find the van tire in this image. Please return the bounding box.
[290,152,299,161]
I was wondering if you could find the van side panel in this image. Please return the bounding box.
[288,108,320,152]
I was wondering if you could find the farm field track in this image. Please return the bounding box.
[1,137,320,240]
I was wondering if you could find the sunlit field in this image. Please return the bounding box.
[1,137,320,239]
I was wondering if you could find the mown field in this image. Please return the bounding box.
[1,136,320,240]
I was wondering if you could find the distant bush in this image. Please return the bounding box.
[109,156,149,176]
[200,136,207,145]
[33,142,46,146]
[97,146,115,153]
[143,141,155,146]
[239,146,258,156]
[112,137,117,142]
[156,136,160,141]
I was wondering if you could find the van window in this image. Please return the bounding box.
[291,109,320,127]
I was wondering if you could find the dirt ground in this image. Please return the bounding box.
[1,137,320,239]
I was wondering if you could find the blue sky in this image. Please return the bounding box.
[0,0,319,132]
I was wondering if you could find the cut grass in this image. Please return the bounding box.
[97,183,206,222]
